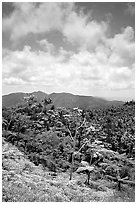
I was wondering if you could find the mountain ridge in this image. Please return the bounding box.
[2,91,124,109]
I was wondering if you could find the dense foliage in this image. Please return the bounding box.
[2,95,135,191]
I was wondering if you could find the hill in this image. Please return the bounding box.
[2,98,135,202]
[2,138,134,202]
[49,92,123,109]
[2,91,124,109]
[2,91,48,108]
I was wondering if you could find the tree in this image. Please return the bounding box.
[106,168,135,191]
[42,97,54,114]
[76,161,95,185]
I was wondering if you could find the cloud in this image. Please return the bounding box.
[69,47,134,91]
[2,44,73,88]
[3,2,74,40]
[3,77,26,85]
[3,30,134,94]
[125,3,135,16]
[62,10,108,50]
[3,2,108,51]
[38,39,55,53]
[107,27,135,67]
[2,2,135,98]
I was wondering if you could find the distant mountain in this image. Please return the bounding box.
[2,91,48,108]
[2,91,124,109]
[2,92,26,108]
[49,92,124,109]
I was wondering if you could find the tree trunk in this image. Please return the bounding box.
[89,154,93,165]
[118,180,121,191]
[70,153,74,180]
[87,172,91,185]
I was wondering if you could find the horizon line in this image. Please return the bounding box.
[2,90,135,102]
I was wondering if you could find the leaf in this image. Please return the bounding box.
[105,175,117,182]
[76,167,87,173]
[81,161,89,167]
[120,179,135,185]
[76,166,94,173]
[98,162,109,168]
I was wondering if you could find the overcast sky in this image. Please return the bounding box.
[2,2,135,101]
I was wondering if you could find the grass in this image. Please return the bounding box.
[2,138,135,202]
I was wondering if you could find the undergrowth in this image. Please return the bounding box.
[2,138,135,202]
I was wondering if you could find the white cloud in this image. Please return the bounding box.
[108,66,134,90]
[3,2,74,40]
[2,45,73,88]
[3,77,26,85]
[63,11,108,50]
[107,27,135,67]
[2,3,135,99]
[3,2,108,51]
[2,32,134,95]
[38,39,55,53]
[69,48,134,91]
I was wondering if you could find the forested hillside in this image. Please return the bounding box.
[2,91,123,109]
[2,95,135,202]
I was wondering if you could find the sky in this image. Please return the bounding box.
[2,2,135,101]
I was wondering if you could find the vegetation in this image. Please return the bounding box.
[2,95,135,201]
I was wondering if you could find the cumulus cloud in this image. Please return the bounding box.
[3,2,108,50]
[69,47,134,91]
[3,2,74,40]
[107,26,135,67]
[2,2,135,98]
[63,12,108,50]
[3,77,26,85]
[2,44,73,88]
[2,31,135,94]
[38,39,55,53]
